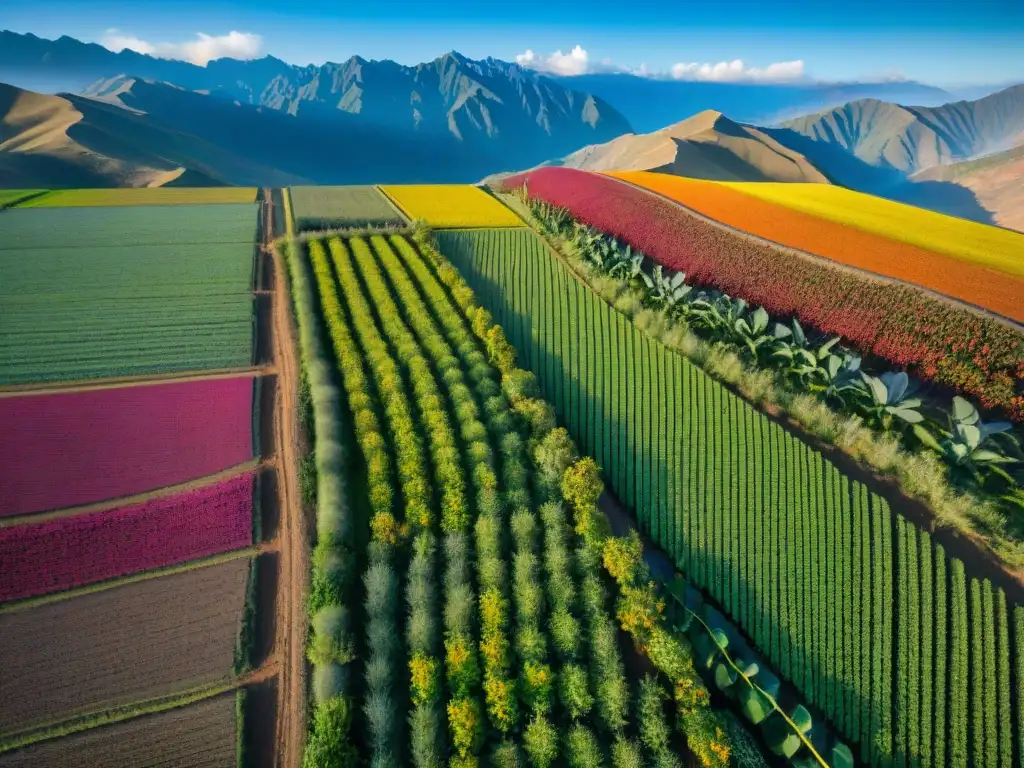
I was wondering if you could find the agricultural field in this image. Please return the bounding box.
[0,376,255,517]
[0,473,254,602]
[437,225,1024,767]
[499,168,1024,420]
[0,205,258,384]
[380,183,523,228]
[12,187,258,207]
[717,179,1024,277]
[0,190,43,209]
[287,230,753,767]
[607,171,1024,320]
[0,557,249,736]
[0,204,257,248]
[0,693,237,768]
[289,184,406,231]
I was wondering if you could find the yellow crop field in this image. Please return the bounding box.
[18,187,259,207]
[379,184,523,228]
[719,182,1024,278]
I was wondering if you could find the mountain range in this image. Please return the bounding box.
[0,29,1022,230]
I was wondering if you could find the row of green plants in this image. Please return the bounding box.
[432,219,1024,767]
[512,192,1024,566]
[280,239,358,768]
[410,227,745,767]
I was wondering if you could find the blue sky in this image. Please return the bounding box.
[4,0,1023,85]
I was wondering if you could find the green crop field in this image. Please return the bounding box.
[0,190,44,209]
[0,205,257,384]
[437,226,1024,768]
[288,185,406,231]
[287,229,744,767]
[0,204,258,249]
[13,188,258,207]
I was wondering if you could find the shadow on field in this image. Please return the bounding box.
[254,551,279,667]
[245,676,278,768]
[258,466,280,542]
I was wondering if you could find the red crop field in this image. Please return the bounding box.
[0,473,254,602]
[0,376,255,517]
[501,167,1024,420]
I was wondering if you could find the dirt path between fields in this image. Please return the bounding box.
[265,188,307,768]
[0,366,276,398]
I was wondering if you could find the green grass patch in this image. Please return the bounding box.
[14,188,257,207]
[289,185,406,232]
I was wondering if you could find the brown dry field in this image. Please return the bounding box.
[0,694,236,768]
[0,559,248,735]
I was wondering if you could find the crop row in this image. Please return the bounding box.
[499,167,1024,421]
[437,224,1024,767]
[0,473,253,602]
[0,376,256,517]
[297,229,735,766]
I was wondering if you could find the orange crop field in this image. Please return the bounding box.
[606,171,1024,323]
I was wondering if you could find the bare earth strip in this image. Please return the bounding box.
[266,188,308,768]
[0,365,275,397]
[0,693,237,768]
[0,558,248,735]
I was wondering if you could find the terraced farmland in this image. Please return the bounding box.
[0,473,254,601]
[0,205,257,384]
[437,225,1024,767]
[717,179,1024,278]
[607,170,1024,321]
[501,167,1024,420]
[288,185,406,231]
[0,557,249,737]
[0,376,255,516]
[14,188,258,208]
[0,693,238,768]
[380,183,524,227]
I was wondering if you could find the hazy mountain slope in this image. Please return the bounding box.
[552,110,829,183]
[781,84,1024,172]
[0,31,632,175]
[912,145,1024,231]
[553,74,953,133]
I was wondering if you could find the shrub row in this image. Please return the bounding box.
[282,240,357,767]
[328,237,432,539]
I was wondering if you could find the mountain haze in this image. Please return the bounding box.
[0,30,631,184]
[781,85,1024,173]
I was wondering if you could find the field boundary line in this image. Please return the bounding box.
[0,547,258,614]
[601,173,1024,333]
[0,460,263,527]
[0,365,276,397]
[373,184,413,225]
[0,662,276,756]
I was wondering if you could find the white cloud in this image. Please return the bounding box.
[514,46,806,84]
[101,29,263,66]
[669,59,806,83]
[516,45,590,76]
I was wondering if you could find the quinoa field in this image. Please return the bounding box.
[14,188,258,208]
[0,376,255,517]
[608,171,1024,321]
[0,557,249,736]
[288,184,406,231]
[718,179,1024,278]
[501,167,1024,420]
[379,183,524,227]
[0,473,254,602]
[0,693,238,768]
